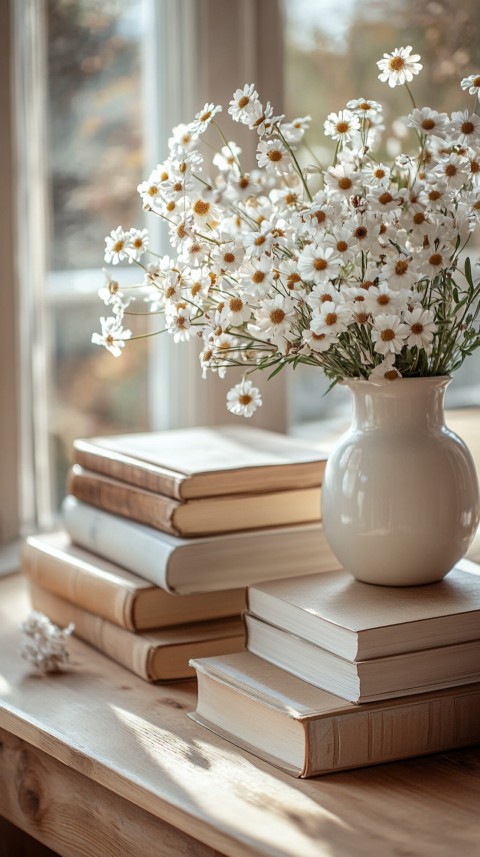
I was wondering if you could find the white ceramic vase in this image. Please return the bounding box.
[321,376,480,586]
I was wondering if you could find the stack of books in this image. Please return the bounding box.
[22,425,339,682]
[190,562,480,776]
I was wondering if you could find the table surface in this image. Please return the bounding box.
[1,572,480,857]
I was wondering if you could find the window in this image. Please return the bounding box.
[4,0,287,544]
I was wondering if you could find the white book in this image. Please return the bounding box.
[62,496,341,594]
[245,612,480,704]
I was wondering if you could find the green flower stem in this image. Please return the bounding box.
[277,128,313,202]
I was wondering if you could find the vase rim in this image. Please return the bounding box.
[341,375,451,390]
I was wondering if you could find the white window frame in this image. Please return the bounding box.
[1,0,288,545]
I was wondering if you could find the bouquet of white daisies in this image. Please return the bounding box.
[94,46,480,417]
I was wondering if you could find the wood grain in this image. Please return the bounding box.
[0,729,220,857]
[1,572,480,856]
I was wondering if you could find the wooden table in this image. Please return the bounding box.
[0,573,479,857]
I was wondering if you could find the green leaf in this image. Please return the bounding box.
[267,362,285,380]
[464,257,474,289]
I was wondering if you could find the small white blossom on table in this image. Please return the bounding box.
[19,611,75,674]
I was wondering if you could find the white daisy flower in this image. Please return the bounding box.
[460,74,480,96]
[407,107,449,141]
[226,379,262,418]
[324,163,362,197]
[256,294,296,341]
[91,316,132,357]
[306,283,339,311]
[297,245,342,285]
[126,228,149,263]
[323,227,357,264]
[382,255,419,291]
[301,327,335,353]
[346,97,383,118]
[241,257,275,296]
[220,294,252,326]
[310,300,352,337]
[365,283,405,316]
[165,305,193,343]
[369,354,402,383]
[431,153,469,189]
[281,115,312,144]
[98,269,124,305]
[377,46,423,88]
[213,142,242,173]
[212,242,245,273]
[137,166,169,208]
[323,109,360,143]
[418,245,449,276]
[104,226,130,265]
[256,139,292,175]
[403,306,437,350]
[361,162,391,186]
[228,84,260,123]
[371,313,409,355]
[449,110,480,146]
[190,102,222,134]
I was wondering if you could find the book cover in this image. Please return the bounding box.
[21,532,246,631]
[62,496,341,593]
[189,651,480,778]
[73,425,327,500]
[245,612,480,703]
[29,584,245,682]
[68,465,322,537]
[247,564,480,661]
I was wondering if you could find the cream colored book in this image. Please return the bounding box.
[245,613,480,703]
[189,651,480,778]
[21,531,246,631]
[29,584,245,683]
[68,465,322,537]
[62,497,341,593]
[73,425,327,500]
[247,564,480,660]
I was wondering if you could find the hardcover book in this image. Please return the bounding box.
[29,584,245,682]
[245,612,480,703]
[62,496,341,593]
[189,651,480,778]
[73,425,327,500]
[247,564,480,660]
[68,465,322,537]
[21,532,246,631]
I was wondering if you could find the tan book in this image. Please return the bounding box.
[247,563,480,660]
[67,465,322,537]
[73,426,327,500]
[189,651,480,778]
[245,613,480,703]
[29,584,245,682]
[62,497,341,594]
[21,532,246,631]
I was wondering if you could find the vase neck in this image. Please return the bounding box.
[347,378,450,431]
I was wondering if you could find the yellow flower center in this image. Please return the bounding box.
[378,294,390,305]
[193,200,210,216]
[270,308,286,325]
[389,56,405,72]
[337,240,348,252]
[378,191,393,205]
[325,312,337,326]
[461,120,475,135]
[223,252,235,264]
[338,177,352,190]
[200,110,212,122]
[335,121,350,134]
[268,149,283,162]
[314,258,328,271]
[239,394,252,406]
[238,96,250,108]
[229,297,244,312]
[113,240,124,253]
[384,369,399,380]
[394,261,408,276]
[252,271,265,283]
[381,328,395,341]
[411,322,424,335]
[429,253,443,266]
[421,119,435,131]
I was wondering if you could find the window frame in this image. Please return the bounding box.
[1,0,288,545]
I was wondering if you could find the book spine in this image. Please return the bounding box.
[73,445,185,500]
[305,691,480,777]
[62,497,176,592]
[68,466,180,535]
[21,540,137,631]
[29,584,154,681]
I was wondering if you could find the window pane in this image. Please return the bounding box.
[282,0,480,428]
[46,0,150,508]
